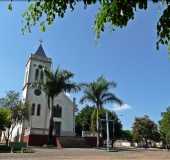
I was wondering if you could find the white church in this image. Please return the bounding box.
[5,44,76,145]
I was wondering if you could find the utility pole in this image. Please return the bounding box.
[106,112,110,151]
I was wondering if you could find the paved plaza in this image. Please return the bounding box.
[0,148,170,160]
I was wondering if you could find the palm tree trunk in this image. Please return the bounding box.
[48,97,54,145]
[96,107,100,148]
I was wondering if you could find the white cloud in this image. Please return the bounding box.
[113,104,132,112]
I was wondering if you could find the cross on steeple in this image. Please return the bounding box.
[39,39,43,44]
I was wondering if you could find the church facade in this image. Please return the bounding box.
[11,45,75,145]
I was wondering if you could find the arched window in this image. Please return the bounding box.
[53,105,62,118]
[35,69,39,81]
[37,104,41,116]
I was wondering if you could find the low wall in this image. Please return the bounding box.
[23,135,103,147]
[84,137,103,147]
[23,135,57,146]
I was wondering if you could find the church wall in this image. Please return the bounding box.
[27,89,49,129]
[54,92,75,136]
[22,48,75,143]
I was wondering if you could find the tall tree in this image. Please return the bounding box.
[17,0,170,50]
[159,107,170,148]
[80,76,122,147]
[35,67,80,145]
[132,115,160,147]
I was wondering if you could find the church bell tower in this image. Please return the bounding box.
[23,44,52,134]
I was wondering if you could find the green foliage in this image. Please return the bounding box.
[100,109,122,140]
[8,3,12,11]
[75,105,95,136]
[10,142,27,151]
[0,91,29,124]
[75,105,122,139]
[132,115,160,144]
[0,91,29,145]
[121,130,133,141]
[159,107,170,146]
[37,67,80,100]
[20,0,170,50]
[0,108,11,130]
[80,76,122,147]
[80,76,122,108]
[0,145,11,153]
[0,90,20,109]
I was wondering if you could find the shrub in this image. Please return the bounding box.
[0,145,11,153]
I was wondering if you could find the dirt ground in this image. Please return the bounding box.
[0,148,170,160]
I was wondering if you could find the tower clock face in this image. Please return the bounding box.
[34,89,42,96]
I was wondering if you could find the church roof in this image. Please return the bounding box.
[34,44,47,58]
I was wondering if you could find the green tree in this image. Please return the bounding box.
[98,108,122,140]
[132,115,159,147]
[159,107,170,149]
[80,76,122,147]
[0,90,19,109]
[75,105,122,139]
[19,0,169,50]
[75,106,95,136]
[0,91,29,145]
[0,108,11,131]
[35,67,80,145]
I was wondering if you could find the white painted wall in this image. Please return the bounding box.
[22,54,75,137]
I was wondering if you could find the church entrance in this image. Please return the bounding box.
[54,121,61,137]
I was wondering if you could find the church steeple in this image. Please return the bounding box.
[34,44,47,58]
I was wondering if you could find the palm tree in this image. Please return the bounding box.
[38,67,80,145]
[80,76,122,147]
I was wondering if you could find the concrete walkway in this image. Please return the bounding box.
[0,148,170,160]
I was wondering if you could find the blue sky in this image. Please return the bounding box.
[0,2,169,129]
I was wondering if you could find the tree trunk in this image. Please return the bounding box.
[48,97,54,145]
[145,139,148,149]
[96,107,100,148]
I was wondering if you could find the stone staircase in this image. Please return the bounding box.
[58,137,91,148]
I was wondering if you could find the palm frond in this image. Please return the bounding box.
[80,92,97,104]
[64,83,81,93]
[80,75,122,108]
[102,93,123,105]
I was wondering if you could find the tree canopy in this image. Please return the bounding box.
[159,107,170,147]
[120,130,133,142]
[18,0,170,50]
[0,90,20,109]
[132,115,160,145]
[0,108,11,131]
[75,105,122,139]
[0,91,29,144]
